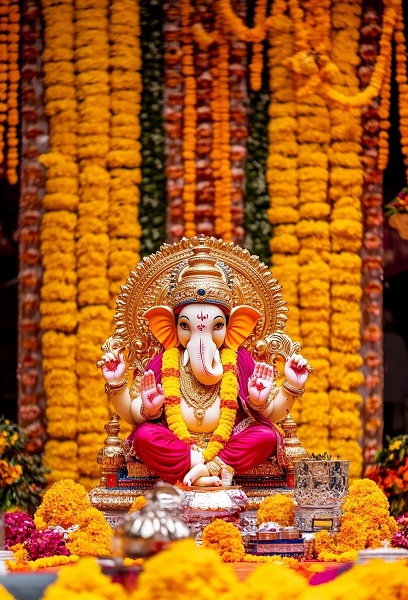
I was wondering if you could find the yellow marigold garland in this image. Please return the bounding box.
[162,347,238,462]
[74,0,112,489]
[327,0,364,480]
[40,0,79,483]
[266,0,301,389]
[293,0,331,453]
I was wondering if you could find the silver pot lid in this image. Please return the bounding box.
[356,541,408,563]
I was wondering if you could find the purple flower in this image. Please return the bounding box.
[5,511,70,560]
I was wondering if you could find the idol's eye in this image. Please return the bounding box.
[214,322,225,330]
[179,322,190,330]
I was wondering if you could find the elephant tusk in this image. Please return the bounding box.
[183,348,190,367]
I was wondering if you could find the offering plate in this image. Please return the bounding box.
[181,486,248,538]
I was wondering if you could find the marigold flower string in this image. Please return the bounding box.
[180,0,196,237]
[162,347,238,462]
[6,0,19,184]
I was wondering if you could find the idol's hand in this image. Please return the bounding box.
[140,369,165,415]
[248,362,274,405]
[101,352,127,383]
[284,353,309,389]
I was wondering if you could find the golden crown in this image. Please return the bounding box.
[167,240,234,313]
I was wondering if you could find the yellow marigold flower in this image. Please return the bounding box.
[34,479,90,529]
[136,539,239,600]
[41,557,128,600]
[257,494,296,527]
[129,495,148,513]
[239,561,308,599]
[202,519,245,563]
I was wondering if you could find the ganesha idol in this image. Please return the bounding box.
[98,236,311,488]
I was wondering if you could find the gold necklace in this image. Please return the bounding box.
[179,361,221,425]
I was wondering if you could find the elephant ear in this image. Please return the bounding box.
[144,306,178,350]
[225,305,262,351]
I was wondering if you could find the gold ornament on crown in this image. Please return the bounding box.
[167,246,234,314]
[99,236,303,374]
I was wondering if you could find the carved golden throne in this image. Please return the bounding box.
[90,236,308,513]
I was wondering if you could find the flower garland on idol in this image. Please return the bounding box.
[39,0,80,483]
[162,347,238,462]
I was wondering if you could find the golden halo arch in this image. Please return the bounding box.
[101,236,301,372]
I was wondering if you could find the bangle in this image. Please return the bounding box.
[140,403,163,421]
[247,386,279,412]
[206,456,234,478]
[105,375,129,395]
[282,380,305,398]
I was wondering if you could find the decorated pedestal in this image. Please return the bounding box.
[182,487,248,539]
[294,459,350,532]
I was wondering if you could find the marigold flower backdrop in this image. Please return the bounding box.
[0,0,407,487]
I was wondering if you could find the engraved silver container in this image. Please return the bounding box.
[294,459,349,532]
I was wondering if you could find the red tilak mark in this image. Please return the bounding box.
[255,381,267,392]
[147,393,157,402]
[197,324,206,331]
[106,360,119,372]
[197,311,208,321]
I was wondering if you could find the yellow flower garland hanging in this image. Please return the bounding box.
[162,347,238,462]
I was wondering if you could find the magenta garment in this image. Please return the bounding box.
[129,346,285,483]
[134,422,277,484]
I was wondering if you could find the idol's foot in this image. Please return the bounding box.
[183,463,209,486]
[193,476,222,487]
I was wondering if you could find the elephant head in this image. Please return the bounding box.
[144,303,261,385]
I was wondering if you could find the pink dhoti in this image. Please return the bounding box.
[133,422,277,484]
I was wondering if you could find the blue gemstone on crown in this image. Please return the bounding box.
[197,288,206,296]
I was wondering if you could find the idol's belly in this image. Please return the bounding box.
[179,397,221,433]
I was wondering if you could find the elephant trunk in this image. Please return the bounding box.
[186,338,223,385]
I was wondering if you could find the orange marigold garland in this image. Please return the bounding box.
[394,1,408,179]
[180,0,196,238]
[0,5,7,170]
[212,17,232,242]
[162,347,238,462]
[6,0,19,184]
